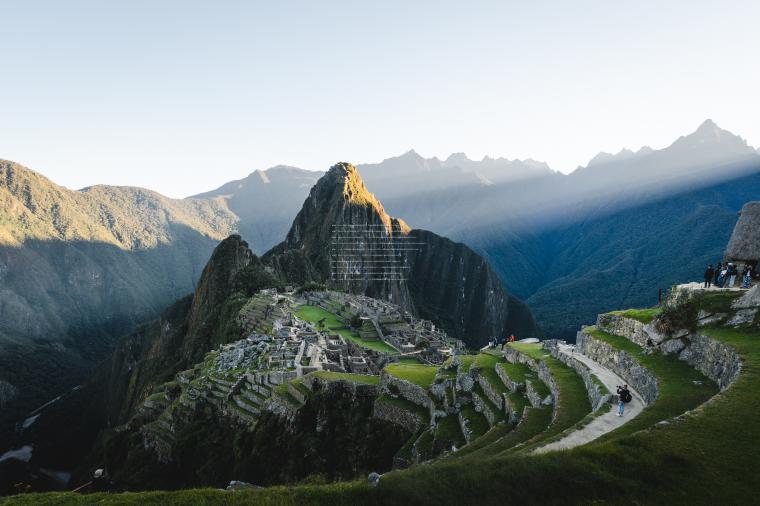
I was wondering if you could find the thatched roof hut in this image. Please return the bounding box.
[725,201,760,262]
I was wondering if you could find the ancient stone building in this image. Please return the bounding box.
[725,201,760,277]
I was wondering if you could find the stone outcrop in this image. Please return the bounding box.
[0,380,18,409]
[477,376,504,410]
[373,397,425,433]
[596,313,665,347]
[380,371,433,409]
[677,333,742,391]
[576,330,659,404]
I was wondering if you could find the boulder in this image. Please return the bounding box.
[660,339,686,355]
[226,480,258,491]
[726,308,757,326]
[732,284,760,309]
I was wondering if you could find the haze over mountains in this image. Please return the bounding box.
[1,119,759,454]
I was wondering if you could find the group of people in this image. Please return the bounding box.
[489,334,517,350]
[703,262,753,289]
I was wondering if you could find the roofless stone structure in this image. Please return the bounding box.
[725,201,760,265]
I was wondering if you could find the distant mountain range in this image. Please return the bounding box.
[1,119,759,452]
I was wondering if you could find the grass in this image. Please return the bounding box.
[295,305,397,353]
[585,327,718,441]
[384,363,438,389]
[434,414,465,448]
[611,307,662,323]
[472,354,509,396]
[11,323,758,505]
[495,361,531,385]
[459,407,489,440]
[307,371,380,385]
[505,391,527,416]
[457,355,476,373]
[397,357,422,365]
[8,314,758,504]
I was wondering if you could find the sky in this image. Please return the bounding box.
[0,1,758,198]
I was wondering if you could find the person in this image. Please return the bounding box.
[509,334,516,343]
[703,264,714,288]
[616,384,631,416]
[92,469,108,492]
[742,265,752,289]
[716,263,727,288]
[727,263,738,288]
[713,262,722,286]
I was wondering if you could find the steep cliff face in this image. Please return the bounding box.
[103,234,262,423]
[265,162,538,346]
[97,380,405,491]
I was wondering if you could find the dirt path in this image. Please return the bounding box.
[533,344,646,454]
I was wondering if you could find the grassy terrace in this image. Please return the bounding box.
[504,343,591,453]
[472,354,509,395]
[505,390,527,415]
[294,304,397,353]
[585,327,718,441]
[457,355,476,373]
[384,363,438,389]
[10,325,758,504]
[610,307,662,323]
[496,361,531,384]
[435,413,466,448]
[460,407,489,439]
[306,371,380,385]
[9,315,758,504]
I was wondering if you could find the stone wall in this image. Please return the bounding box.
[679,333,742,391]
[495,363,524,393]
[502,347,539,370]
[596,313,665,347]
[477,376,504,410]
[380,370,433,409]
[524,380,544,408]
[577,330,659,404]
[373,397,425,432]
[544,340,611,411]
[471,391,497,427]
[502,395,520,423]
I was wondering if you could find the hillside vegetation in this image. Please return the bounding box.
[5,287,758,505]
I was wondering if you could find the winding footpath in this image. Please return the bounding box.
[533,343,646,454]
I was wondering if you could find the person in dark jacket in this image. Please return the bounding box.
[727,263,738,288]
[616,384,631,416]
[704,265,715,288]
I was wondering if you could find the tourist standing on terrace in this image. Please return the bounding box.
[741,265,753,289]
[616,385,631,416]
[727,263,738,287]
[704,265,715,288]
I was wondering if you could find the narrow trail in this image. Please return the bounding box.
[533,344,646,454]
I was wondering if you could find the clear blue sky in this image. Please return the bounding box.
[1,1,758,198]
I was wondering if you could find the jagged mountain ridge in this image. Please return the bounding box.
[0,160,240,449]
[264,162,538,345]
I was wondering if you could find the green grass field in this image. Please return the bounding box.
[384,363,438,389]
[611,307,662,323]
[294,305,397,353]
